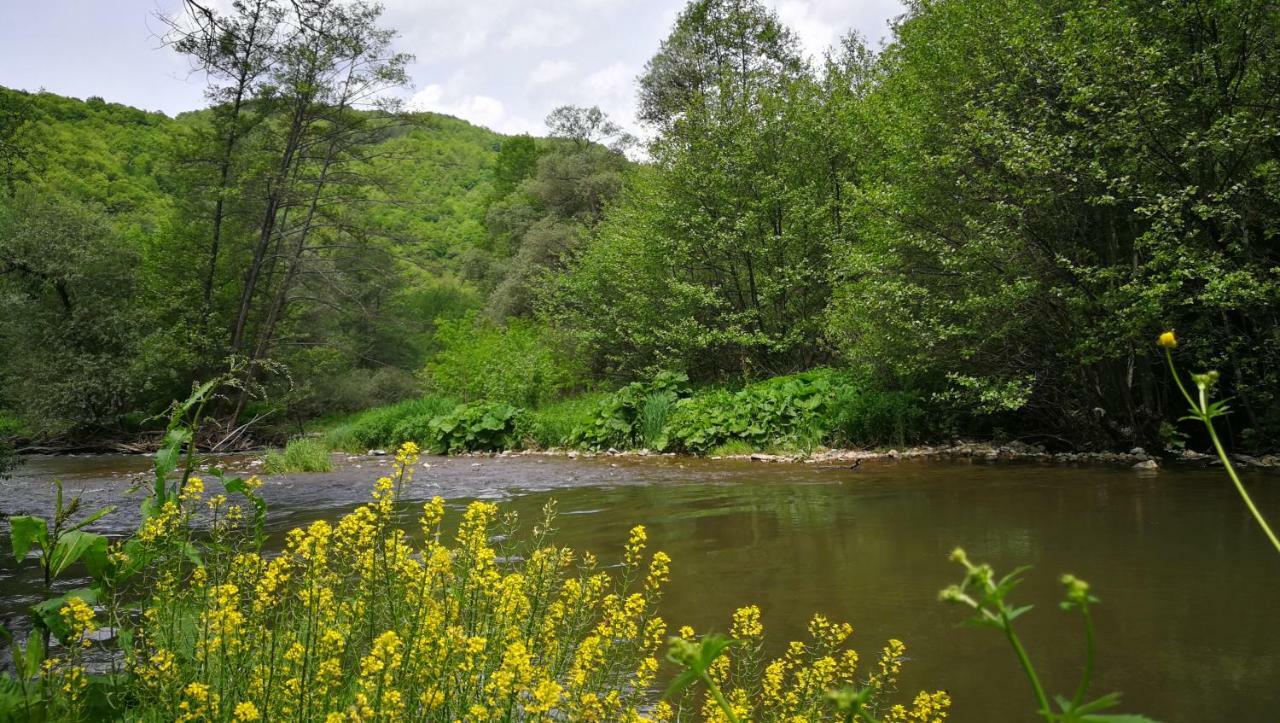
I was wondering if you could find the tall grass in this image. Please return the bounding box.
[262,437,333,473]
[637,392,675,449]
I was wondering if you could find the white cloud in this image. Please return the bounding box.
[584,62,633,102]
[528,59,575,86]
[500,11,581,50]
[406,83,536,135]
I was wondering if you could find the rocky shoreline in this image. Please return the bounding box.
[468,440,1280,470]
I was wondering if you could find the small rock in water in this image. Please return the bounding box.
[1130,447,1146,456]
[368,449,388,456]
[1132,459,1158,470]
[470,462,481,467]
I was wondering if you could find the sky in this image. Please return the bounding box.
[0,0,905,137]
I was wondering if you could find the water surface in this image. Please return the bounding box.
[3,453,1278,721]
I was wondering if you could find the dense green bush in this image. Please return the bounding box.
[524,392,609,448]
[425,313,585,408]
[420,401,523,454]
[343,396,458,447]
[570,371,688,450]
[665,372,836,454]
[827,386,927,449]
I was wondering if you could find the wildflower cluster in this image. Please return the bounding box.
[667,607,949,722]
[129,442,673,721]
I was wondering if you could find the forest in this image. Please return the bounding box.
[2,0,1278,460]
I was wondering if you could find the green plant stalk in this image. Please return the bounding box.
[1070,606,1096,709]
[699,671,741,723]
[1001,610,1051,718]
[1165,350,1280,555]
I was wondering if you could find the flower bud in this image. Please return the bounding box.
[1157,331,1177,349]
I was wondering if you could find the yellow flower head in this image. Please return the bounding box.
[1158,331,1177,349]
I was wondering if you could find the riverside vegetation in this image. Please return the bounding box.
[2,396,958,721]
[7,332,1271,721]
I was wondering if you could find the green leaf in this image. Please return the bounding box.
[22,634,43,679]
[8,516,47,561]
[48,531,108,578]
[66,505,116,533]
[664,668,699,699]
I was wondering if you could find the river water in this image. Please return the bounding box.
[2,453,1278,721]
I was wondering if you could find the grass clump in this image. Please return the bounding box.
[525,392,609,448]
[262,437,334,474]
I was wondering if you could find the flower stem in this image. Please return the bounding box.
[1002,613,1051,719]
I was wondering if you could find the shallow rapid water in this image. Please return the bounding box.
[3,453,1278,721]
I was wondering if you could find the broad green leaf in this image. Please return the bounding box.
[8,516,47,561]
[49,530,108,578]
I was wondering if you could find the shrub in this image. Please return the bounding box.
[826,386,927,449]
[665,371,838,454]
[420,401,523,454]
[262,437,334,474]
[341,395,458,450]
[570,371,688,450]
[524,392,609,448]
[425,313,585,408]
[637,392,675,450]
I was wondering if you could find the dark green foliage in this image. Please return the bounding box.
[570,372,688,450]
[340,396,458,450]
[425,313,585,408]
[420,401,522,454]
[827,386,928,449]
[523,392,610,449]
[826,0,1280,447]
[665,371,836,454]
[492,134,541,197]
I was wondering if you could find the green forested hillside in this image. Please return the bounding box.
[0,84,512,441]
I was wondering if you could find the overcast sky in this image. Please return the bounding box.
[0,0,904,136]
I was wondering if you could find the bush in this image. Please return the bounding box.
[262,437,334,474]
[339,395,458,450]
[420,400,523,454]
[637,392,675,450]
[525,392,609,448]
[827,386,927,449]
[665,371,838,454]
[570,371,687,450]
[425,313,585,408]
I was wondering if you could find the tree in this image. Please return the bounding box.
[550,0,841,378]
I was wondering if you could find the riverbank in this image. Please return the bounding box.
[342,439,1280,471]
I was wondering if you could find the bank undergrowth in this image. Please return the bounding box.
[317,369,944,457]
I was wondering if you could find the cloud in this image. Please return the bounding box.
[584,62,634,102]
[528,59,575,86]
[406,84,536,135]
[500,11,581,50]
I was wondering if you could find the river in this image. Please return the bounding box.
[2,452,1278,721]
